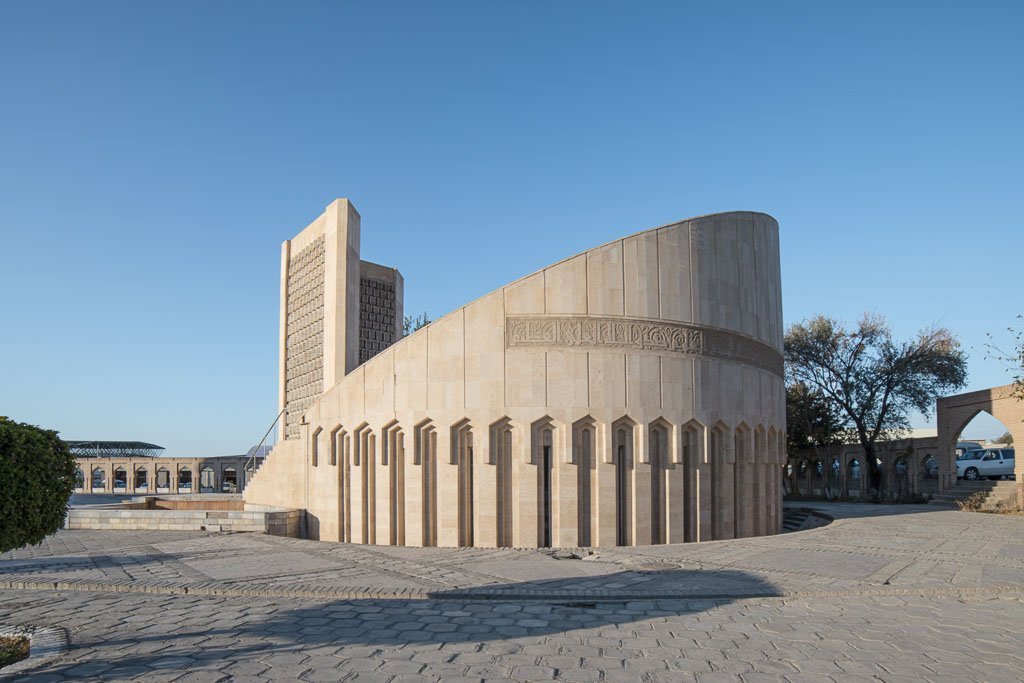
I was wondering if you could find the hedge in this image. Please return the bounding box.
[0,416,76,553]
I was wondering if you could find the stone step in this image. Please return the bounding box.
[928,481,1018,506]
[781,510,811,531]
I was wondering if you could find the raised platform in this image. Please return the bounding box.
[65,495,301,536]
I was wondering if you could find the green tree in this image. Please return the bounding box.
[784,314,967,496]
[403,312,431,336]
[786,382,846,499]
[0,417,77,552]
[785,381,846,455]
[993,431,1013,445]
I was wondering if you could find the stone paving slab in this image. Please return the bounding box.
[1,588,1022,682]
[3,504,1023,601]
[2,503,1024,680]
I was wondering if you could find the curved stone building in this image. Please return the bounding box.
[245,200,786,547]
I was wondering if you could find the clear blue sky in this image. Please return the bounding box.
[1,2,1020,455]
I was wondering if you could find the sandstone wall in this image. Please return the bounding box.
[247,210,786,547]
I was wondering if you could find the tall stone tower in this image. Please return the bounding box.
[278,199,403,440]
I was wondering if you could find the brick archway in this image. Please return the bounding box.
[936,384,1023,506]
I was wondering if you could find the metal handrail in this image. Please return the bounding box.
[244,409,285,479]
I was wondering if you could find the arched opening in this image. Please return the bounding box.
[112,466,127,492]
[200,466,216,493]
[415,421,437,547]
[893,452,911,501]
[134,467,148,492]
[386,425,406,547]
[826,457,842,499]
[847,458,861,498]
[177,466,193,492]
[810,459,824,497]
[612,419,635,546]
[452,420,474,547]
[91,467,106,491]
[74,468,85,491]
[572,417,596,547]
[794,458,811,497]
[648,421,670,545]
[222,466,238,493]
[490,419,514,548]
[156,467,170,492]
[952,410,1013,483]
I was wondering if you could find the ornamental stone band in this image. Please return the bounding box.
[505,316,784,377]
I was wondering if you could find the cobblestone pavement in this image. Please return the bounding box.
[3,504,1024,600]
[1,504,1023,680]
[2,587,1022,682]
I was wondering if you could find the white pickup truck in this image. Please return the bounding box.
[956,448,1016,481]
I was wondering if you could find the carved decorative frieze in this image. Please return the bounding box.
[506,316,783,377]
[284,236,326,439]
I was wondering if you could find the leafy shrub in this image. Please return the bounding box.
[0,417,76,553]
[0,635,29,667]
[955,491,989,512]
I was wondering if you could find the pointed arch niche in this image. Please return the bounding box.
[414,420,438,547]
[680,420,705,542]
[709,422,732,540]
[571,416,596,547]
[611,417,637,546]
[451,419,475,547]
[647,418,674,545]
[490,417,515,548]
[530,417,556,548]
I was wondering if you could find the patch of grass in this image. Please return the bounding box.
[0,635,29,668]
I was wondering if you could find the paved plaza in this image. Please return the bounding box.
[1,503,1023,681]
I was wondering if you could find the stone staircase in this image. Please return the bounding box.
[927,479,1017,507]
[782,509,812,531]
[242,411,285,489]
[781,507,831,532]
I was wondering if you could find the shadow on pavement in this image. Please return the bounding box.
[20,569,780,680]
[783,500,948,519]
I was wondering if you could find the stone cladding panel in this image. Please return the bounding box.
[284,236,325,439]
[358,276,396,365]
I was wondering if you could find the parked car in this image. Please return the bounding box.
[923,442,981,478]
[957,448,1016,481]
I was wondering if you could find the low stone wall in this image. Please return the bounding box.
[66,501,302,537]
[120,494,245,511]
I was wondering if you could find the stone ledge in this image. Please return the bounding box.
[65,506,300,536]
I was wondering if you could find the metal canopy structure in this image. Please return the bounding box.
[66,440,165,458]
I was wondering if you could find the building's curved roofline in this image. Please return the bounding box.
[65,440,165,457]
[346,210,777,386]
[489,210,777,299]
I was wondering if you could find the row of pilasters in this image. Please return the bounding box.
[313,421,785,547]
